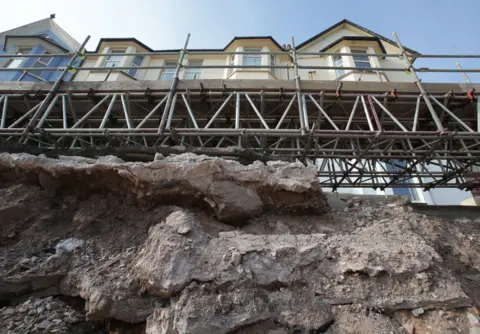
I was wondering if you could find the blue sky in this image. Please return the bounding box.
[1,0,479,82]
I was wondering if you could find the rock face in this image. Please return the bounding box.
[0,153,479,334]
[0,153,329,223]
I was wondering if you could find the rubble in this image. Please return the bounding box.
[0,153,479,333]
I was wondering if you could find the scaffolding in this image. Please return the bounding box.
[0,33,479,191]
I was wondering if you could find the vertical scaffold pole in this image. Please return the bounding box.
[159,33,191,134]
[393,32,444,132]
[290,37,306,135]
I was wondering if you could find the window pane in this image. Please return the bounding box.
[132,55,143,66]
[355,61,372,69]
[17,48,32,55]
[5,58,23,69]
[244,48,262,67]
[351,50,372,69]
[333,55,345,78]
[244,56,262,66]
[161,62,177,80]
[185,60,202,80]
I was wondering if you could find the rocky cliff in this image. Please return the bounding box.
[0,153,479,334]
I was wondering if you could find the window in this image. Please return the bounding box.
[228,54,235,75]
[185,60,202,79]
[4,47,33,69]
[127,55,144,77]
[270,54,275,76]
[31,52,52,76]
[333,55,345,78]
[160,61,177,80]
[351,49,372,70]
[243,48,262,66]
[104,49,125,68]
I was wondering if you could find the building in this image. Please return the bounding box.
[0,19,478,205]
[0,16,80,82]
[73,20,417,83]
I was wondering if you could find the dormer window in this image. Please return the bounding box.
[32,52,52,76]
[243,48,262,66]
[104,49,125,68]
[351,49,372,69]
[4,47,33,69]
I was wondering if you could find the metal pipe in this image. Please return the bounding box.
[393,32,445,132]
[62,95,68,129]
[71,95,110,129]
[308,95,339,130]
[345,96,360,131]
[135,95,168,129]
[371,95,408,131]
[159,33,190,134]
[360,95,375,131]
[165,94,178,129]
[26,35,90,128]
[302,94,309,130]
[291,37,306,134]
[412,95,421,132]
[0,95,7,128]
[121,95,133,129]
[275,95,296,129]
[99,94,118,129]
[245,94,270,129]
[429,95,474,132]
[235,92,240,129]
[37,95,60,128]
[181,94,200,129]
[204,94,233,128]
[2,51,479,58]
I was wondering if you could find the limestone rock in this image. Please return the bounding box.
[0,153,329,223]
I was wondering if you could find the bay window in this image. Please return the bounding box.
[243,48,262,66]
[104,49,125,68]
[127,55,144,77]
[351,49,372,69]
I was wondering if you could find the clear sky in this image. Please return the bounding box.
[1,0,479,82]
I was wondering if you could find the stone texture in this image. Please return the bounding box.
[0,153,479,334]
[0,152,329,223]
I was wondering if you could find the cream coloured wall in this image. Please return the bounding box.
[74,25,416,83]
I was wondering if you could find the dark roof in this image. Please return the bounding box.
[92,38,155,52]
[296,19,419,54]
[223,36,284,51]
[89,36,285,54]
[3,35,70,52]
[319,36,387,54]
[88,20,418,55]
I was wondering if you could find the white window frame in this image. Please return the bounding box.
[31,51,53,77]
[243,48,262,66]
[4,47,33,69]
[127,55,144,78]
[160,61,177,80]
[333,54,345,78]
[228,54,235,75]
[351,49,372,70]
[270,54,275,76]
[185,60,202,80]
[104,49,126,68]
